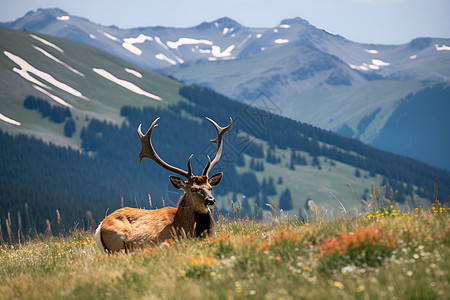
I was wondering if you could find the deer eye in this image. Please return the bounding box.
[190,188,198,193]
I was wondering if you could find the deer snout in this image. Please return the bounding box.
[205,197,216,207]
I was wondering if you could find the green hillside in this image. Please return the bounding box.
[0,27,183,146]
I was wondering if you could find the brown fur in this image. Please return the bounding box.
[98,176,216,253]
[191,175,208,185]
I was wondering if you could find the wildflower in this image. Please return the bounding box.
[341,266,355,273]
[273,256,281,261]
[258,241,269,251]
[333,281,344,289]
[234,282,242,293]
[356,285,366,293]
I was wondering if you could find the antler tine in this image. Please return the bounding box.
[202,155,211,176]
[138,117,192,179]
[202,117,232,177]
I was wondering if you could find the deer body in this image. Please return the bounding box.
[95,117,231,253]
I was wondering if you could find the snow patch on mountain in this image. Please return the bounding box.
[174,55,184,63]
[56,16,70,21]
[122,34,153,55]
[33,84,73,107]
[29,34,64,53]
[167,37,213,49]
[153,36,168,50]
[155,53,176,65]
[372,59,390,66]
[435,44,450,51]
[93,68,162,100]
[365,49,378,54]
[124,34,153,45]
[122,42,142,55]
[4,51,87,99]
[0,112,21,126]
[125,68,143,78]
[274,39,289,44]
[32,45,85,77]
[211,45,235,57]
[279,24,291,29]
[349,63,372,71]
[102,32,120,42]
[349,59,390,71]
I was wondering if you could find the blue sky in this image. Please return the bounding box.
[1,0,449,45]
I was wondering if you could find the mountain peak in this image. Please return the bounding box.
[36,8,69,15]
[196,17,241,30]
[215,17,241,27]
[3,8,71,30]
[279,17,310,26]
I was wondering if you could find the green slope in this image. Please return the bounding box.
[0,27,184,147]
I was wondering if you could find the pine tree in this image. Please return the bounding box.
[264,177,277,196]
[289,148,296,170]
[250,158,255,170]
[279,188,293,210]
[64,119,76,137]
[277,176,283,185]
[239,172,260,197]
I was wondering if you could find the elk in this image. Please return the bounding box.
[95,116,232,253]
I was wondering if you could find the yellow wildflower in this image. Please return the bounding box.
[356,285,366,293]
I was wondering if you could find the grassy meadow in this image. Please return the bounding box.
[0,194,448,299]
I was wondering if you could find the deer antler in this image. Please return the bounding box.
[202,117,233,177]
[138,117,192,179]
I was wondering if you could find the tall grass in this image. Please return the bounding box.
[0,187,448,299]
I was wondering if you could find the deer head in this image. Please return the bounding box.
[137,117,232,212]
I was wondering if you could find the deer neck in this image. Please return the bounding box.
[174,193,214,237]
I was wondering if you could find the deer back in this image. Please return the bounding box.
[100,207,177,252]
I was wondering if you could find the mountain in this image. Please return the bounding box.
[0,8,263,69]
[0,26,449,238]
[2,8,449,170]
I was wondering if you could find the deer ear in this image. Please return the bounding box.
[169,176,187,190]
[208,172,223,187]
